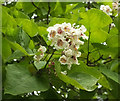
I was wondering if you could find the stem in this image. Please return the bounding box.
[87,1,91,10]
[44,49,56,69]
[87,31,91,66]
[86,1,91,66]
[108,24,111,33]
[47,2,51,24]
[43,54,49,61]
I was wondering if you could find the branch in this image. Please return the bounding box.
[31,1,41,10]
[44,49,56,69]
[103,59,113,64]
[93,55,103,63]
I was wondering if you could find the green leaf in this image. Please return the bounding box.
[79,8,112,31]
[107,78,120,99]
[6,38,30,56]
[22,2,39,14]
[6,50,25,62]
[68,61,102,79]
[99,67,120,84]
[109,27,118,35]
[29,40,35,49]
[15,28,30,49]
[68,72,98,91]
[40,88,62,99]
[90,29,108,43]
[51,2,63,16]
[110,60,119,72]
[15,2,23,10]
[16,18,39,37]
[49,17,75,26]
[34,61,46,70]
[114,15,120,30]
[98,74,111,90]
[55,61,98,91]
[4,63,49,95]
[68,61,111,90]
[12,9,30,19]
[2,38,12,61]
[79,89,97,99]
[106,34,118,47]
[65,3,78,13]
[2,7,17,36]
[68,89,79,99]
[38,26,50,45]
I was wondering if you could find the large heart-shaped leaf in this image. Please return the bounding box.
[4,63,49,95]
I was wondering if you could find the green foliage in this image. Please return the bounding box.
[16,18,39,37]
[99,66,120,84]
[34,61,46,70]
[2,38,12,62]
[79,8,112,30]
[55,61,98,91]
[4,62,49,95]
[2,1,119,100]
[2,7,17,36]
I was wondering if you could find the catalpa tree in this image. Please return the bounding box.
[1,0,120,100]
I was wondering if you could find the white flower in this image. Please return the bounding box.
[81,34,88,40]
[100,5,106,11]
[33,54,44,61]
[100,5,112,16]
[112,2,118,10]
[38,45,47,53]
[59,55,67,65]
[79,25,87,33]
[76,52,81,57]
[64,49,73,57]
[62,22,72,32]
[68,56,79,65]
[47,27,57,40]
[106,5,112,12]
[34,45,46,61]
[54,38,68,50]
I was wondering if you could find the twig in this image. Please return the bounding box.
[103,59,113,64]
[93,55,103,63]
[44,49,56,69]
[31,1,41,10]
[43,54,49,61]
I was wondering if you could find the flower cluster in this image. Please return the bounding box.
[100,5,112,15]
[47,22,88,69]
[34,45,47,61]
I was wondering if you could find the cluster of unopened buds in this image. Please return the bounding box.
[47,22,88,69]
[34,45,47,61]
